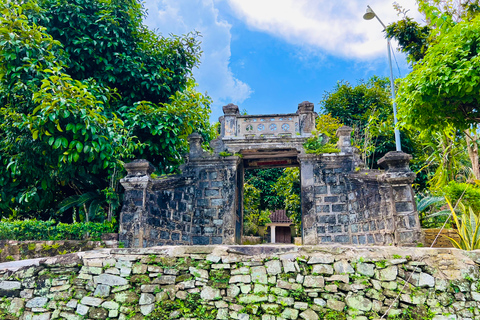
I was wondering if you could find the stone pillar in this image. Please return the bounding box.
[378,151,423,246]
[336,126,353,153]
[297,101,316,136]
[188,132,205,159]
[188,155,241,245]
[119,160,155,248]
[299,155,317,245]
[222,103,239,138]
[271,226,276,244]
[336,125,363,169]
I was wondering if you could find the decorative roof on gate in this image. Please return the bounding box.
[269,210,293,224]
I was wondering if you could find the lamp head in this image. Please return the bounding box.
[363,7,376,20]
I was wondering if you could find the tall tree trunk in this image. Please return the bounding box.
[465,129,480,181]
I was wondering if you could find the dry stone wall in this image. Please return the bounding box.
[0,245,480,320]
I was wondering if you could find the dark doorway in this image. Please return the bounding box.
[276,226,292,243]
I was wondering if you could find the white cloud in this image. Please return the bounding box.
[143,0,252,120]
[225,0,424,59]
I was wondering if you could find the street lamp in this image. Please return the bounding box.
[363,5,402,152]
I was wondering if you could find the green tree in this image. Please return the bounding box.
[242,183,271,236]
[272,168,301,230]
[320,76,416,168]
[244,168,284,212]
[396,14,480,180]
[0,0,213,221]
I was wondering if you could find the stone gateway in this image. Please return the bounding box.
[119,102,422,247]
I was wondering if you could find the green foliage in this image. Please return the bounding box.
[243,183,271,236]
[272,168,301,229]
[443,182,480,213]
[315,113,343,142]
[303,135,340,154]
[415,126,471,191]
[146,293,216,320]
[219,151,232,157]
[0,0,213,221]
[304,114,342,154]
[396,15,480,132]
[416,195,450,228]
[386,16,431,63]
[244,168,285,211]
[0,219,115,240]
[320,76,414,168]
[445,198,480,250]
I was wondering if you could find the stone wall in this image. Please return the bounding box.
[0,245,480,320]
[118,103,422,247]
[0,240,118,263]
[299,149,422,246]
[120,150,241,248]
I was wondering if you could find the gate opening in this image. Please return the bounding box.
[240,152,301,245]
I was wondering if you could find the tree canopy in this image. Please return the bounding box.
[396,15,480,131]
[0,0,214,221]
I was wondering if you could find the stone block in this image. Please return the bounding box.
[265,260,282,275]
[303,276,324,288]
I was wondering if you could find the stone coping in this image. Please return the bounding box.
[1,245,479,279]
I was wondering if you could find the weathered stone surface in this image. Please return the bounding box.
[94,284,111,298]
[26,297,48,308]
[418,272,435,288]
[31,313,51,320]
[345,295,372,311]
[229,275,251,284]
[8,297,24,316]
[356,263,375,277]
[75,304,89,316]
[308,255,334,264]
[152,275,176,285]
[80,296,103,307]
[312,264,333,275]
[227,284,241,298]
[265,260,282,275]
[102,301,119,310]
[327,299,345,312]
[282,260,298,273]
[139,293,155,305]
[299,309,319,320]
[140,304,155,316]
[190,267,209,279]
[333,260,354,274]
[89,307,108,319]
[200,286,221,300]
[0,281,21,291]
[303,276,324,288]
[261,303,280,314]
[115,291,139,304]
[251,266,268,284]
[277,280,302,291]
[376,266,397,281]
[94,274,128,286]
[281,307,299,319]
[294,301,308,310]
[238,294,268,304]
[0,245,478,320]
[59,312,82,320]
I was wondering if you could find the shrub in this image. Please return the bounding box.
[0,219,116,241]
[443,182,480,213]
[446,198,480,250]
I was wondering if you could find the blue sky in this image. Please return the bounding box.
[143,0,423,122]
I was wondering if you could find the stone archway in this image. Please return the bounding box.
[119,102,423,248]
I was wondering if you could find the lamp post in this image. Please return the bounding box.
[363,5,402,152]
